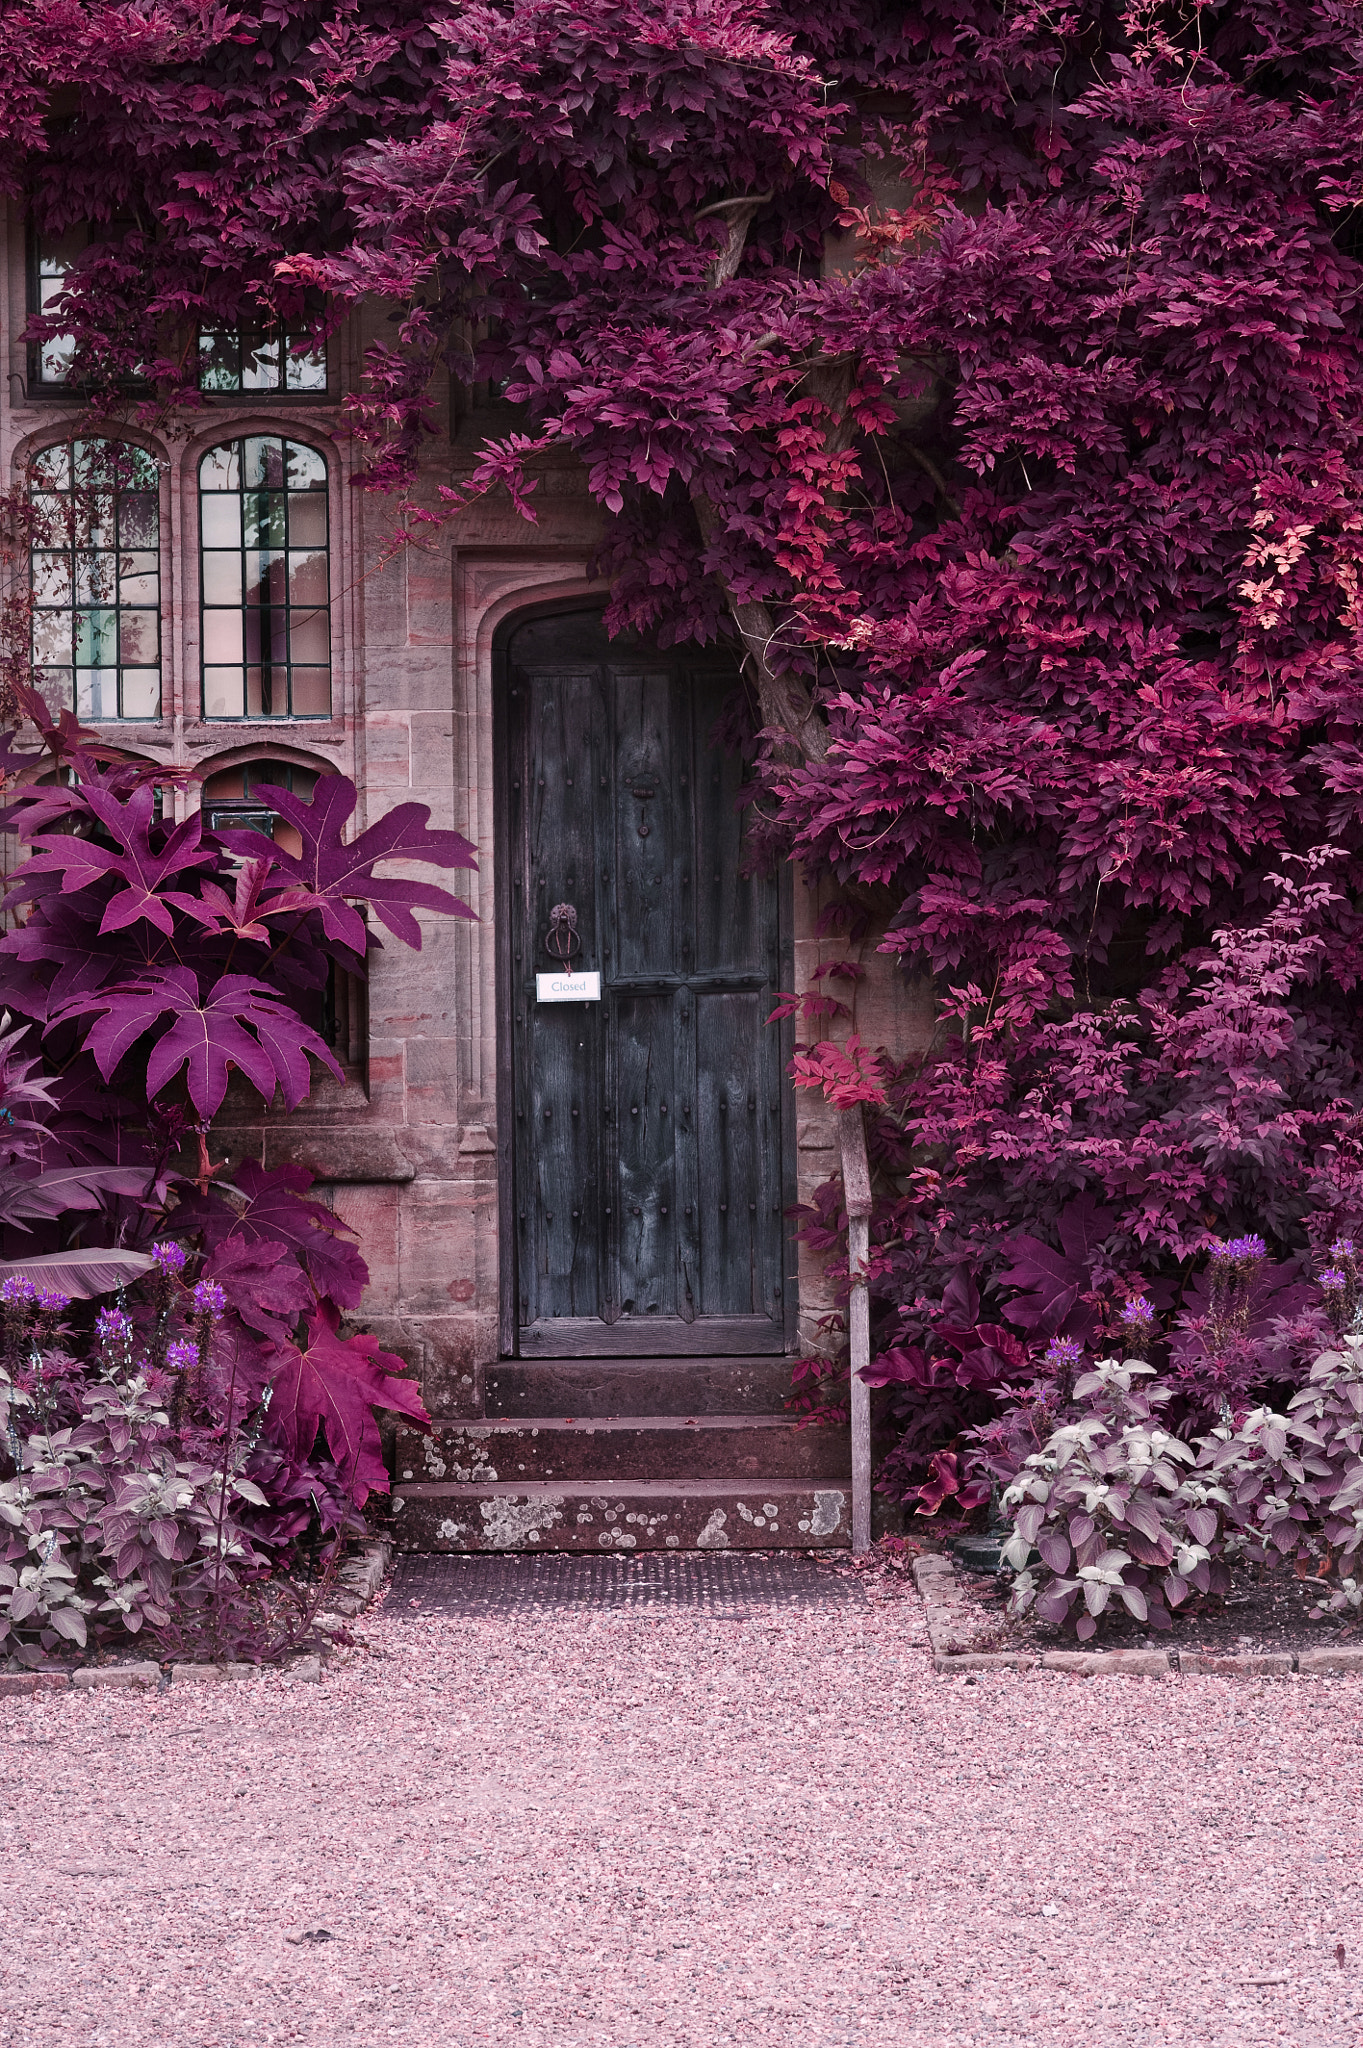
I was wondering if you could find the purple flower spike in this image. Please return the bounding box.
[0,1276,37,1306]
[95,1307,132,1345]
[1120,1297,1156,1327]
[150,1241,187,1275]
[1332,1240,1357,1262]
[165,1338,198,1374]
[191,1280,226,1321]
[1044,1337,1083,1371]
[35,1289,70,1314]
[1209,1234,1267,1263]
[1321,1268,1348,1292]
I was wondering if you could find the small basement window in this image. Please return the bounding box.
[201,758,318,855]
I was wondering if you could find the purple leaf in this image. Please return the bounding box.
[175,1162,368,1309]
[201,1233,313,1345]
[50,967,341,1119]
[0,1249,155,1298]
[15,784,215,938]
[218,778,477,953]
[264,1307,430,1504]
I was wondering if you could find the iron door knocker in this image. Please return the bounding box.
[545,902,582,962]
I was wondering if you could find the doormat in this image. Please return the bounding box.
[389,1549,863,1616]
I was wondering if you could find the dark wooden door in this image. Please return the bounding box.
[498,610,793,1357]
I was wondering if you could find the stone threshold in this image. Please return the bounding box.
[0,1539,392,1699]
[914,1552,1363,1679]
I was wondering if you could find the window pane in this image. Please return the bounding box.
[118,611,158,666]
[201,554,242,605]
[121,447,159,491]
[198,330,240,392]
[118,493,158,549]
[37,667,73,713]
[118,553,158,605]
[285,339,327,392]
[203,611,243,662]
[285,442,327,491]
[289,612,329,664]
[31,445,70,490]
[33,612,71,663]
[289,668,330,716]
[75,552,116,604]
[286,493,327,547]
[75,494,116,548]
[244,494,286,549]
[242,330,280,391]
[74,611,117,665]
[76,670,119,719]
[204,669,245,718]
[120,671,161,719]
[30,492,69,543]
[287,550,327,603]
[200,444,240,492]
[201,499,242,548]
[243,437,286,489]
[244,550,286,606]
[32,554,71,605]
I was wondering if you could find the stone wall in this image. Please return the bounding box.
[0,206,935,1414]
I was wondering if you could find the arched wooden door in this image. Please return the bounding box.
[495,609,795,1357]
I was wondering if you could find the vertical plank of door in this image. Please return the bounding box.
[522,669,603,1321]
[698,989,778,1316]
[610,667,676,979]
[693,670,760,975]
[613,990,679,1318]
[674,691,699,1322]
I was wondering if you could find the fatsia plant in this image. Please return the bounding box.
[0,685,475,1520]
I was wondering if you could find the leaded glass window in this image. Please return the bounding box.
[199,437,331,720]
[30,439,161,720]
[198,325,327,394]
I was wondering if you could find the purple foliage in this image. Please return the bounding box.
[8,2,1363,1549]
[0,684,475,1606]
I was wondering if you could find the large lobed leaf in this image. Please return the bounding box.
[265,1307,430,1504]
[50,966,342,1120]
[218,778,477,955]
[173,1161,368,1310]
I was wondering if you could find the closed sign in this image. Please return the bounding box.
[536,970,601,1003]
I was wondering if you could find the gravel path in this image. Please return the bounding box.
[4,1581,1363,2047]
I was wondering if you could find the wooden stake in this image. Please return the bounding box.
[839,1105,873,1555]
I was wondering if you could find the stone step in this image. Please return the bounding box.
[484,1357,796,1418]
[394,1414,851,1486]
[391,1479,851,1553]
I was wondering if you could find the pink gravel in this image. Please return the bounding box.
[3,1584,1362,2047]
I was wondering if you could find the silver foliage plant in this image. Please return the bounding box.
[1002,1341,1363,1639]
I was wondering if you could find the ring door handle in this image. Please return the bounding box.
[545,902,582,962]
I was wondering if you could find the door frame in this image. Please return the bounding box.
[491,600,799,1359]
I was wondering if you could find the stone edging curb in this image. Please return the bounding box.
[913,1552,1363,1678]
[0,1539,392,1699]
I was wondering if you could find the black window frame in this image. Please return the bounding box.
[29,436,163,723]
[198,434,332,723]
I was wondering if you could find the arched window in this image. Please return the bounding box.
[30,438,161,720]
[199,436,330,720]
